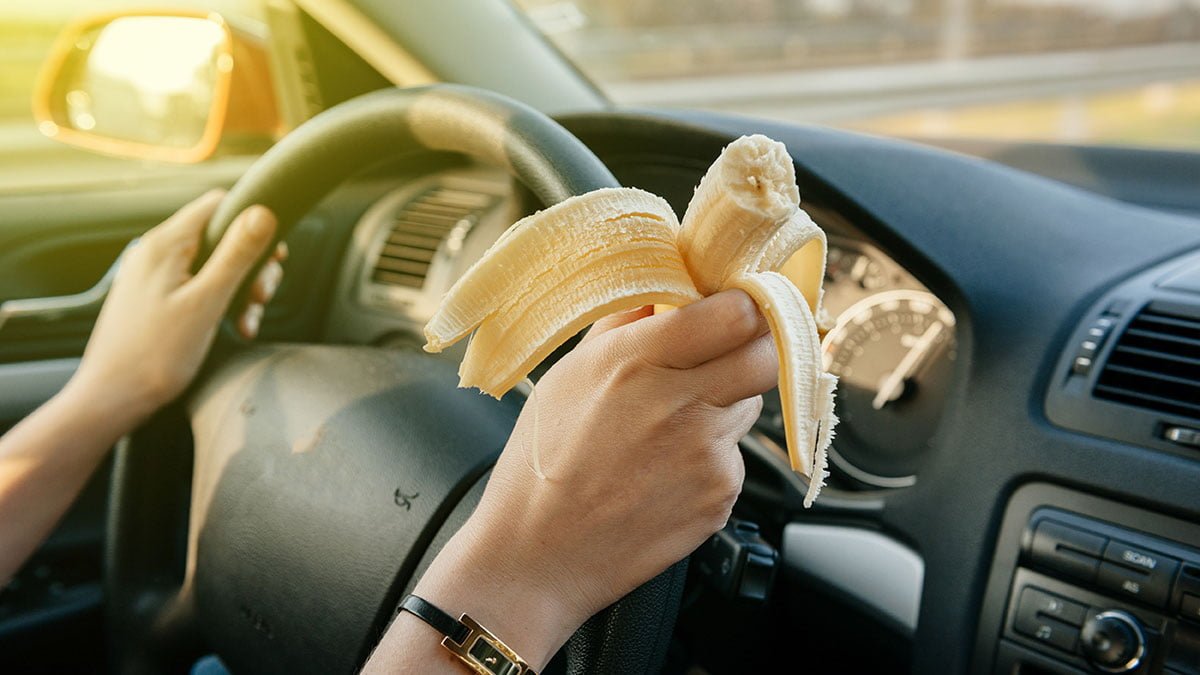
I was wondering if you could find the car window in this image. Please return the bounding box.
[0,0,269,195]
[516,0,1200,150]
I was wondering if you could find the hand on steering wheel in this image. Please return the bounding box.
[69,190,286,428]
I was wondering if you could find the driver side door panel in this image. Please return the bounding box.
[0,185,192,671]
[0,173,384,671]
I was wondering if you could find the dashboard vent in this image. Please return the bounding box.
[1094,304,1200,420]
[371,187,495,289]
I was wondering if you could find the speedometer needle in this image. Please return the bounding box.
[872,321,945,410]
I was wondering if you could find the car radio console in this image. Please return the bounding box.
[976,484,1200,674]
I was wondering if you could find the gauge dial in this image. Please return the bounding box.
[826,244,888,290]
[821,290,956,487]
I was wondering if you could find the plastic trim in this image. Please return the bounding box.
[782,523,924,635]
[0,358,79,422]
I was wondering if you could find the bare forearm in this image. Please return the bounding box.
[0,192,283,587]
[0,380,135,584]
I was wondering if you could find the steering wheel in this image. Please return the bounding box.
[104,84,688,675]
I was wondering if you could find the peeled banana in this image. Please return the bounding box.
[424,135,837,506]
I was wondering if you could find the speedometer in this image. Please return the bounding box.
[821,290,957,487]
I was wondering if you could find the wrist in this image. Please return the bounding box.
[58,371,154,439]
[413,520,585,670]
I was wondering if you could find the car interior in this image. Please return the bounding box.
[1,1,1199,673]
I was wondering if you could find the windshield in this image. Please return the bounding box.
[516,0,1200,150]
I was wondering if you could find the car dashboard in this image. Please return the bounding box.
[307,108,1200,674]
[5,3,1200,671]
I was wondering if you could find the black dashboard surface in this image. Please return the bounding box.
[315,107,1199,672]
[557,110,1200,673]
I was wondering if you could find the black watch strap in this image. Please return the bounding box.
[399,594,471,645]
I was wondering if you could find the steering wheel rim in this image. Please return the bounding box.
[107,84,687,675]
[200,84,619,271]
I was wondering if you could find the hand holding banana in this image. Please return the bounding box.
[424,135,837,505]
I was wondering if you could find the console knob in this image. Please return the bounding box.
[1080,610,1146,673]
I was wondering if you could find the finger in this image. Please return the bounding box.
[247,259,284,304]
[688,333,779,407]
[237,303,265,340]
[626,289,768,370]
[272,241,289,262]
[142,189,226,249]
[580,305,653,345]
[125,190,222,290]
[132,190,226,282]
[188,205,277,309]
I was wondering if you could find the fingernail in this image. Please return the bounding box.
[276,241,289,261]
[242,303,264,338]
[262,262,282,296]
[201,188,226,202]
[243,206,275,239]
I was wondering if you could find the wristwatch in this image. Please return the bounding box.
[398,594,539,675]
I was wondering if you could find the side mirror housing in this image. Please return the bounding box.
[32,10,279,164]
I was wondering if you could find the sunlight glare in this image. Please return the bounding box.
[88,16,224,97]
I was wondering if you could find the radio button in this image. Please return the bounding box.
[1020,587,1088,626]
[1030,520,1106,582]
[1015,607,1079,653]
[1104,540,1175,574]
[1098,559,1177,608]
[1182,593,1200,624]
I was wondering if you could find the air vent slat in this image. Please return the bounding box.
[1122,328,1200,350]
[374,257,430,276]
[401,211,462,226]
[392,220,454,237]
[380,244,437,262]
[1113,345,1200,369]
[1102,364,1200,390]
[408,203,475,218]
[1135,313,1200,334]
[369,186,496,291]
[1095,304,1200,421]
[387,232,443,249]
[372,270,425,288]
[423,190,495,209]
[1094,384,1200,417]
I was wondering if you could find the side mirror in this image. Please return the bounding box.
[32,11,279,164]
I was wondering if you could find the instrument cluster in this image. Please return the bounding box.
[759,207,958,490]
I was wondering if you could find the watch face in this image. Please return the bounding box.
[469,636,521,675]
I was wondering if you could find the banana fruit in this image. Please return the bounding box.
[424,135,837,506]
